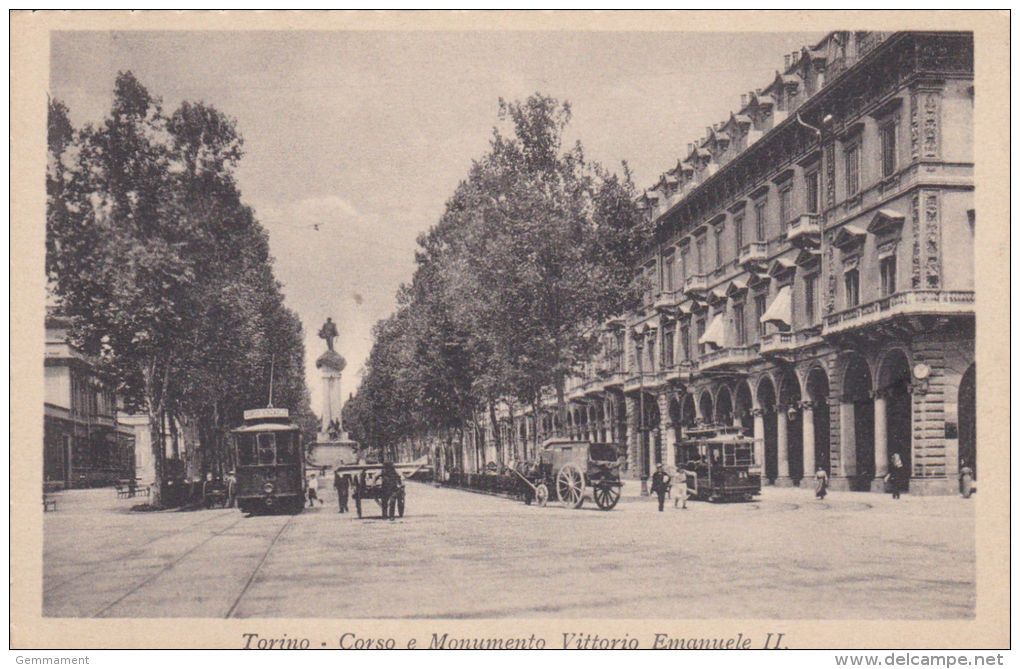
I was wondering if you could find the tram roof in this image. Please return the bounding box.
[231,422,301,433]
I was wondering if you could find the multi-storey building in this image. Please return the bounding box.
[485,31,975,495]
[44,313,136,487]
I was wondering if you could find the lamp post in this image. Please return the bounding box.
[633,329,649,496]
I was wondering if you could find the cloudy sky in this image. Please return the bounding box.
[50,29,821,417]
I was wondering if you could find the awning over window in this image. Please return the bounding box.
[759,285,792,328]
[698,313,727,348]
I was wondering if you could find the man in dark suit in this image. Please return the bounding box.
[334,469,349,513]
[650,464,671,512]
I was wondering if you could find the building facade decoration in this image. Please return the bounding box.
[462,31,974,496]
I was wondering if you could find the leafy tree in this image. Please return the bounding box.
[46,72,313,505]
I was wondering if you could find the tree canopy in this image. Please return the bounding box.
[47,72,314,506]
[346,93,649,461]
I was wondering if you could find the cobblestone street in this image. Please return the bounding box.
[42,482,974,619]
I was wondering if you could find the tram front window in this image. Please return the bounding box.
[237,434,257,466]
[257,433,276,465]
[276,432,295,463]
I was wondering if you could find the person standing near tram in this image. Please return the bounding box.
[334,469,350,513]
[650,464,671,512]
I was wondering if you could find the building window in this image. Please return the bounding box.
[733,303,746,346]
[695,237,705,274]
[734,214,744,254]
[880,121,897,178]
[844,268,860,307]
[647,336,656,370]
[754,199,767,241]
[695,318,706,355]
[845,142,860,196]
[644,262,656,305]
[804,273,817,324]
[714,226,724,268]
[679,248,689,283]
[880,255,897,296]
[663,252,675,293]
[754,293,768,338]
[779,186,792,231]
[661,324,675,367]
[805,170,820,213]
[680,325,690,361]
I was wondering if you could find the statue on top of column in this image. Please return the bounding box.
[318,317,339,352]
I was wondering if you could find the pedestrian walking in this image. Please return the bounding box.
[334,469,350,513]
[650,464,671,512]
[673,468,688,509]
[814,467,829,500]
[307,472,323,507]
[380,462,402,521]
[887,453,906,499]
[958,459,975,499]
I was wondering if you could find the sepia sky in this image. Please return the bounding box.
[50,30,821,416]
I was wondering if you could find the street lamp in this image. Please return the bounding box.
[632,328,649,496]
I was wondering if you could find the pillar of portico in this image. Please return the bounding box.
[752,407,765,474]
[802,401,816,478]
[777,407,790,482]
[874,390,889,481]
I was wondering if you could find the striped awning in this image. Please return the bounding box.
[759,285,792,328]
[698,313,727,348]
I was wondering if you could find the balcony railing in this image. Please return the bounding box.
[786,213,821,248]
[622,371,665,393]
[758,331,795,354]
[654,289,683,310]
[683,273,708,295]
[664,359,697,382]
[738,241,768,268]
[699,344,759,371]
[823,290,975,335]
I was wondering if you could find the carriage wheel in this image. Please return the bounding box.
[556,465,585,509]
[592,484,620,510]
[535,483,549,507]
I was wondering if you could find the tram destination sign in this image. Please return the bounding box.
[244,407,290,421]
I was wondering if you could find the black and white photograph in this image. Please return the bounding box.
[11,10,1009,652]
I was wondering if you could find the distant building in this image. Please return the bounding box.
[44,313,135,487]
[484,31,975,495]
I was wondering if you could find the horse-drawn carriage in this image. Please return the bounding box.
[512,439,625,510]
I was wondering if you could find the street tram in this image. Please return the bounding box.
[232,407,305,514]
[677,426,761,502]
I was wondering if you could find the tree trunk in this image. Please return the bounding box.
[149,409,165,508]
[488,399,503,465]
[555,375,567,439]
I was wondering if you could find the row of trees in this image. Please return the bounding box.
[47,72,315,506]
[343,94,650,464]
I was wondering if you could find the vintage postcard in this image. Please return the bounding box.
[10,10,1009,651]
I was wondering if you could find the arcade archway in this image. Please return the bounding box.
[715,386,734,426]
[878,350,912,480]
[806,366,831,474]
[757,376,778,483]
[958,364,976,477]
[779,368,803,483]
[843,355,875,491]
[699,392,714,426]
[735,380,754,436]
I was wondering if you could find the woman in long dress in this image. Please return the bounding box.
[814,467,828,499]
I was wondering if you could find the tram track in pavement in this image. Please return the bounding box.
[44,509,235,596]
[224,511,298,618]
[89,512,254,618]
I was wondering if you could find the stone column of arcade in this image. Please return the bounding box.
[777,407,790,482]
[802,401,816,478]
[873,390,889,482]
[752,407,765,476]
